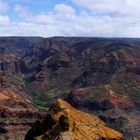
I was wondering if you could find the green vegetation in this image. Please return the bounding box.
[23,72,34,81]
[28,86,71,112]
[37,105,49,112]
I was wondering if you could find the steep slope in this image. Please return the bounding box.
[21,39,140,109]
[0,87,42,140]
[67,86,140,138]
[25,99,124,140]
[0,37,140,139]
[0,37,44,140]
[21,38,140,138]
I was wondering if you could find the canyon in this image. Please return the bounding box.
[0,37,140,139]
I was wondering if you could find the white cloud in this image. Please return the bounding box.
[54,3,76,14]
[71,0,140,18]
[0,15,9,25]
[0,0,8,13]
[14,4,30,17]
[0,3,140,37]
[72,0,123,13]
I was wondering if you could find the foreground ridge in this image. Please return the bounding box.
[25,98,124,140]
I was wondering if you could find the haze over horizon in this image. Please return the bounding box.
[0,0,139,37]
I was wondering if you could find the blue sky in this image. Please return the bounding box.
[0,0,139,37]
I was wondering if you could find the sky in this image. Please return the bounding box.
[0,0,140,37]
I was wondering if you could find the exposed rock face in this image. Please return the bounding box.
[67,86,140,138]
[67,86,134,111]
[0,37,140,139]
[0,87,41,118]
[0,87,42,140]
[0,37,44,139]
[25,99,124,140]
[0,122,33,140]
[71,44,140,88]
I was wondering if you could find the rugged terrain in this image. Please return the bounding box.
[0,37,140,139]
[0,87,42,140]
[0,37,43,140]
[25,98,124,140]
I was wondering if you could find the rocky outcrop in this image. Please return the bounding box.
[25,99,124,140]
[0,87,41,117]
[0,122,33,140]
[0,37,140,139]
[67,86,134,111]
[0,87,42,140]
[67,86,140,138]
